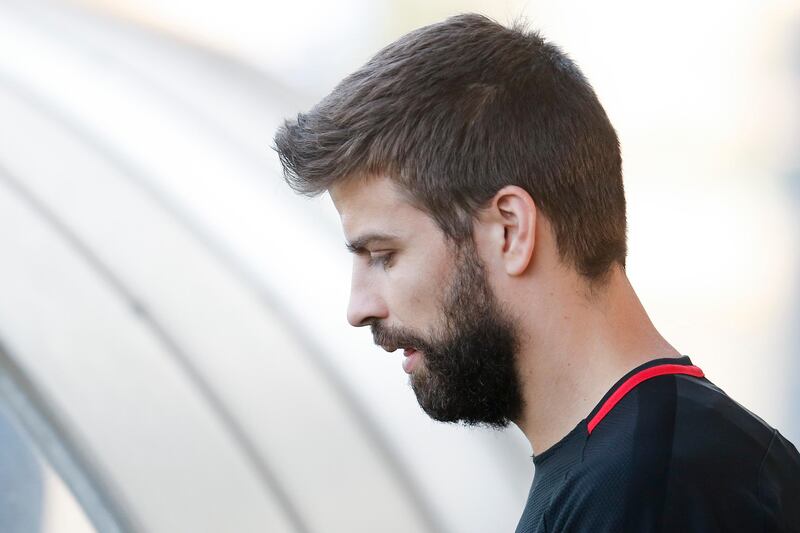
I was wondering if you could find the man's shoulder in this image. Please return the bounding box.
[526,371,800,532]
[581,372,782,494]
[587,371,776,464]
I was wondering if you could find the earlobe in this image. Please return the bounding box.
[494,186,536,276]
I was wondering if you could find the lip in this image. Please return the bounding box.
[402,348,419,373]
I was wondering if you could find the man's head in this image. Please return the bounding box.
[328,175,523,428]
[274,14,627,427]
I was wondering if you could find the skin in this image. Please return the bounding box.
[330,174,680,455]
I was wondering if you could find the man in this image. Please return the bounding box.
[274,13,800,532]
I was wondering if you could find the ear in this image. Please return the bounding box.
[483,185,537,276]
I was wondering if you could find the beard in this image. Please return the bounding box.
[371,242,524,429]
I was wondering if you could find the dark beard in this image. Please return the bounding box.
[372,244,524,429]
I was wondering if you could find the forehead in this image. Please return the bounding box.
[330,175,439,241]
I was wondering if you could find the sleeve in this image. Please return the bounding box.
[758,429,800,533]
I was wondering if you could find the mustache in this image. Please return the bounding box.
[371,321,429,352]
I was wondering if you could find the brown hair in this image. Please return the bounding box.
[274,13,627,280]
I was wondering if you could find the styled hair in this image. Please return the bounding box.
[274,13,627,280]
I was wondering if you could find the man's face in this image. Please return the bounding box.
[330,175,524,429]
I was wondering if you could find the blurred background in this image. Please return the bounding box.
[0,0,797,532]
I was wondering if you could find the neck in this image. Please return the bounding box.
[512,266,680,455]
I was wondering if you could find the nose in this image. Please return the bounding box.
[346,265,388,327]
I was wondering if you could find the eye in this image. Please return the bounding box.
[367,252,394,270]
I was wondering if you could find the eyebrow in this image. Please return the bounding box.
[345,232,401,254]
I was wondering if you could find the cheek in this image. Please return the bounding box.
[387,250,451,322]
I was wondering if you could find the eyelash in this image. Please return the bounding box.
[367,252,394,270]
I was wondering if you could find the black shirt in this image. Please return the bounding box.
[515,356,800,532]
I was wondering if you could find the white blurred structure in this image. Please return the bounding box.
[0,1,532,532]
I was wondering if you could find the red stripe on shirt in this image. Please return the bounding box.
[587,364,705,434]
